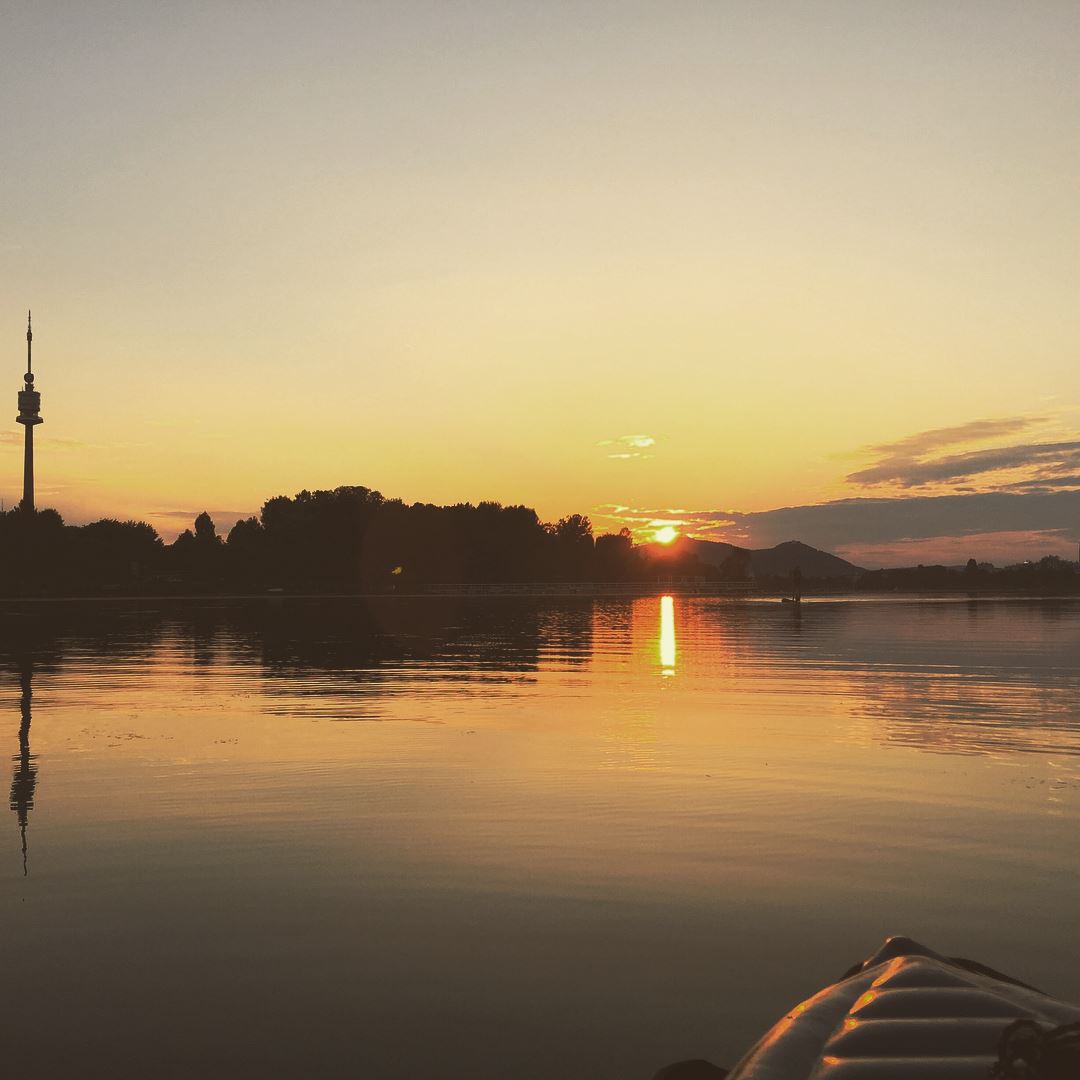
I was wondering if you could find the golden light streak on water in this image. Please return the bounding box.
[660,595,676,675]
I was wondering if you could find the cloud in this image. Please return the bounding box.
[864,417,1040,460]
[593,503,744,542]
[595,490,1080,567]
[1008,474,1080,491]
[597,434,656,460]
[837,531,1075,568]
[849,439,1080,488]
[844,415,1080,492]
[3,433,87,448]
[141,508,257,542]
[43,436,88,449]
[734,491,1080,548]
[150,508,255,522]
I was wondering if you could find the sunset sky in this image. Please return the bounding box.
[2,3,1078,566]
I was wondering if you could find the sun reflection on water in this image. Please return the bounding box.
[659,595,676,675]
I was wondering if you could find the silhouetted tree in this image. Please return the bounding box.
[194,512,218,544]
[551,514,594,580]
[69,519,163,590]
[0,507,68,595]
[226,516,267,588]
[594,528,634,579]
[167,511,225,586]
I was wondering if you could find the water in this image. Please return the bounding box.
[2,596,1079,1078]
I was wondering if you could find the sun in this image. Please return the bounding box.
[654,525,679,545]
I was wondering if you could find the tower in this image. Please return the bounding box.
[16,311,42,511]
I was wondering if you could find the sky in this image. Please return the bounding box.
[2,2,1078,566]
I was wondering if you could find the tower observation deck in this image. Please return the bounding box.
[16,312,42,511]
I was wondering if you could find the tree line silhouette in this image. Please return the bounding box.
[855,555,1080,595]
[0,485,1076,596]
[0,486,684,595]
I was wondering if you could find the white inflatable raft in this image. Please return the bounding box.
[656,936,1080,1080]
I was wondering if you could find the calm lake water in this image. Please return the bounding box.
[2,596,1079,1078]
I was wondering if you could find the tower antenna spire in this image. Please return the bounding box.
[16,313,42,511]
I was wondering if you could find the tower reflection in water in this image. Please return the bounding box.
[659,595,676,675]
[10,657,37,876]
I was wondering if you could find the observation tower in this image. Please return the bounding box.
[16,311,42,511]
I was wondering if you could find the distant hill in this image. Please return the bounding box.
[640,537,864,580]
[747,540,864,580]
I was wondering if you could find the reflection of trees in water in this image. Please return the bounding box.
[0,599,570,725]
[243,597,548,672]
[0,597,584,862]
[269,597,572,719]
[9,596,1074,758]
[825,605,1080,758]
[4,598,561,730]
[533,601,594,666]
[245,598,556,718]
[691,598,1080,758]
[848,672,1080,757]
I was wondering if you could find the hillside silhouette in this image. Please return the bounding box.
[642,536,863,581]
[0,485,1076,597]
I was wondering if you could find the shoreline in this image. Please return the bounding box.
[2,589,1079,607]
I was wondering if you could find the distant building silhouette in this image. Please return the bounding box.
[16,312,42,511]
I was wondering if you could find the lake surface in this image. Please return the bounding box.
[2,596,1079,1078]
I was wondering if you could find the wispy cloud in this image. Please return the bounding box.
[837,531,1075,569]
[150,508,255,522]
[593,503,741,540]
[1008,474,1080,491]
[730,491,1080,548]
[863,417,1040,461]
[142,508,256,542]
[44,436,88,449]
[846,440,1080,488]
[597,434,656,460]
[849,439,1080,488]
[2,433,87,449]
[844,414,1080,493]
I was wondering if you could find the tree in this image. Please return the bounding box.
[70,519,164,589]
[194,512,219,544]
[226,517,267,586]
[0,506,68,595]
[553,514,593,545]
[169,512,225,585]
[595,528,633,580]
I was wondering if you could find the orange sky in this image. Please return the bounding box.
[2,5,1078,565]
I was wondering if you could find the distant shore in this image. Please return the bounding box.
[2,586,1078,607]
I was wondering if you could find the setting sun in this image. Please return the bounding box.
[654,526,679,545]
